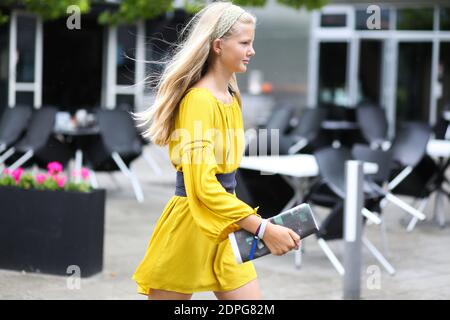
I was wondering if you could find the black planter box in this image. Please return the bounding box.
[0,186,106,277]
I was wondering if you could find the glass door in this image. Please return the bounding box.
[437,42,450,115]
[8,11,42,108]
[102,21,145,111]
[0,22,8,113]
[357,40,383,105]
[396,42,432,124]
[317,42,349,106]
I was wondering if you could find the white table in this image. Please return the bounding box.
[427,139,450,158]
[240,154,378,211]
[240,154,321,212]
[443,111,450,121]
[240,154,319,178]
[440,112,450,139]
[321,120,359,130]
[240,154,377,179]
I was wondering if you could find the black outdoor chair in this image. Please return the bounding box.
[434,102,450,140]
[388,123,435,196]
[264,104,295,132]
[355,122,436,228]
[245,104,295,156]
[320,104,363,148]
[303,146,396,275]
[387,122,438,230]
[356,103,390,149]
[2,106,73,171]
[350,143,430,253]
[84,109,144,202]
[284,107,329,155]
[0,105,32,156]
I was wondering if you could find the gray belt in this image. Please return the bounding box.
[175,170,237,197]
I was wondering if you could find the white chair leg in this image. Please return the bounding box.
[74,149,83,184]
[89,169,99,189]
[406,198,428,232]
[362,207,382,225]
[142,152,163,176]
[129,172,145,203]
[435,191,447,228]
[8,150,34,171]
[362,237,396,275]
[0,147,15,165]
[294,241,302,269]
[406,216,419,232]
[288,138,307,155]
[379,215,391,258]
[111,152,144,203]
[384,193,426,220]
[388,166,413,191]
[317,238,345,276]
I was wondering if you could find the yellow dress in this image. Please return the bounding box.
[132,87,261,295]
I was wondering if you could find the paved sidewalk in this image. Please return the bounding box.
[1,145,449,300]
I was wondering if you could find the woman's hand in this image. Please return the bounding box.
[261,221,301,256]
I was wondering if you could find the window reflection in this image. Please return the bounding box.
[358,40,382,105]
[396,42,432,123]
[116,94,134,111]
[16,15,36,83]
[16,91,33,106]
[318,42,348,107]
[437,43,450,116]
[440,7,450,30]
[397,8,434,30]
[320,13,347,27]
[117,25,136,86]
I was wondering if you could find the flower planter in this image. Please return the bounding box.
[0,186,106,277]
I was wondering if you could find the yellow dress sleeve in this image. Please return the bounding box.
[177,91,260,244]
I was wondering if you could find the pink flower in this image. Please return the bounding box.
[2,168,11,176]
[71,168,90,181]
[52,175,67,188]
[11,168,24,183]
[80,168,90,180]
[47,162,63,175]
[35,173,48,184]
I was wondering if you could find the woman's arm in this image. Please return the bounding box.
[235,214,262,235]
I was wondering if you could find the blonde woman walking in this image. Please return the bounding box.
[133,1,301,300]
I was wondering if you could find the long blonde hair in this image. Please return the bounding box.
[133,1,256,146]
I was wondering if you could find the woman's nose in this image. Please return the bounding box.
[249,47,255,57]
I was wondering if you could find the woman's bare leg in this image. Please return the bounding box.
[213,278,262,300]
[148,289,193,300]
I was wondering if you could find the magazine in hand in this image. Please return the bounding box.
[228,203,319,264]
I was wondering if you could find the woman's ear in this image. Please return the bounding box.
[212,38,222,56]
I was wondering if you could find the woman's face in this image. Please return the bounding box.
[217,22,256,74]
